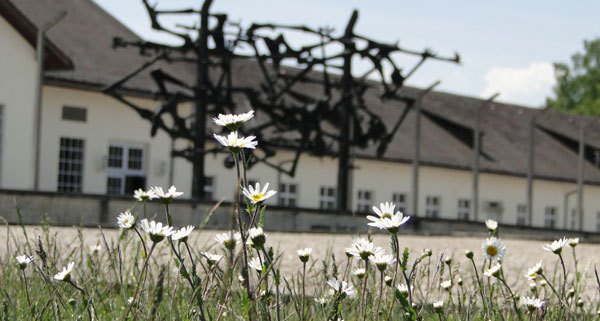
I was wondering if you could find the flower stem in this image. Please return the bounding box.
[499,276,522,321]
[124,242,156,321]
[360,259,370,321]
[301,262,306,321]
[21,269,33,317]
[375,270,384,318]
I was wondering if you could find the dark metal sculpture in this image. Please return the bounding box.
[104,0,460,209]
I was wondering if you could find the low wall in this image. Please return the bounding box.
[1,189,599,242]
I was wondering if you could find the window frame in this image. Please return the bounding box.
[57,137,85,193]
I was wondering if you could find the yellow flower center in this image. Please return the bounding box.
[252,193,264,202]
[486,245,498,257]
[382,213,392,219]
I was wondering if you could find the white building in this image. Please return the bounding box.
[2,0,600,233]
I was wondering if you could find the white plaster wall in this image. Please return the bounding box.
[40,86,178,194]
[0,15,37,189]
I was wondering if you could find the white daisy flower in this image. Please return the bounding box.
[327,278,355,298]
[117,211,136,229]
[484,263,502,278]
[385,275,393,286]
[297,248,312,263]
[248,227,266,247]
[367,202,410,233]
[482,237,506,261]
[521,296,544,312]
[213,131,258,150]
[433,300,444,312]
[440,279,452,290]
[568,238,579,247]
[201,252,223,265]
[242,182,277,204]
[485,219,498,233]
[89,244,102,254]
[151,186,184,204]
[372,253,395,271]
[213,110,254,130]
[397,283,411,296]
[16,255,33,270]
[525,261,543,280]
[139,219,175,243]
[172,225,195,242]
[346,238,384,261]
[133,188,157,202]
[54,262,75,282]
[215,231,241,250]
[248,257,263,272]
[353,268,367,279]
[542,237,569,255]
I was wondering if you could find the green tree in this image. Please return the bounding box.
[547,39,600,115]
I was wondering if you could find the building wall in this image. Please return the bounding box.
[39,86,187,194]
[0,15,37,190]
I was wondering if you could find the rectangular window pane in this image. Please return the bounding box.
[392,193,407,213]
[108,146,123,168]
[106,177,122,195]
[426,196,440,218]
[319,186,336,210]
[128,148,143,170]
[457,198,470,220]
[356,189,373,212]
[57,137,84,193]
[278,182,298,207]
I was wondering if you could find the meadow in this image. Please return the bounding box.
[2,110,599,320]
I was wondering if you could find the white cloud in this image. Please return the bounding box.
[481,62,555,107]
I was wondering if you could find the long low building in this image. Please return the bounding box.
[2,0,600,233]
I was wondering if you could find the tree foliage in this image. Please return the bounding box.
[547,39,600,115]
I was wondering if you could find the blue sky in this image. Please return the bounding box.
[94,0,600,107]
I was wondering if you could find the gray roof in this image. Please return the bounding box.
[7,0,600,185]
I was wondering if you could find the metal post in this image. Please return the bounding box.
[33,12,67,190]
[336,10,358,212]
[412,81,440,217]
[576,123,584,230]
[191,0,213,200]
[472,93,498,222]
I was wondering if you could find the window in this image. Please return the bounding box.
[106,143,145,195]
[319,186,336,210]
[356,190,373,212]
[392,193,407,213]
[544,206,557,229]
[57,137,84,193]
[457,199,470,220]
[425,196,440,218]
[596,211,600,232]
[61,106,87,122]
[516,204,527,226]
[203,176,214,201]
[570,209,578,230]
[484,201,503,222]
[278,182,298,207]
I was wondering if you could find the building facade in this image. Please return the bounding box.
[2,0,600,233]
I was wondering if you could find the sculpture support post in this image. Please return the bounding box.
[191,0,213,200]
[336,10,358,212]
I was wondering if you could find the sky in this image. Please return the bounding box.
[93,0,600,108]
